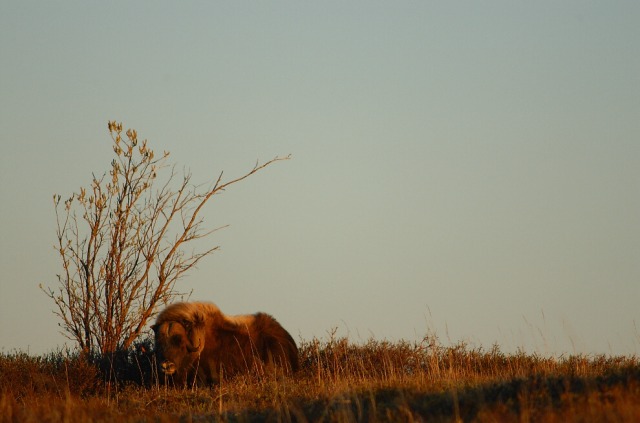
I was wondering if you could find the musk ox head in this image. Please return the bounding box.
[152,311,206,384]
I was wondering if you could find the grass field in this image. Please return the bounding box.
[1,333,639,422]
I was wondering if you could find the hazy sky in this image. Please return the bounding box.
[1,1,638,356]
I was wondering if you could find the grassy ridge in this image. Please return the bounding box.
[1,335,639,422]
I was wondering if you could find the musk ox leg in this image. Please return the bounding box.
[194,356,221,386]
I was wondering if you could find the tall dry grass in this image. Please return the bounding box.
[1,333,639,422]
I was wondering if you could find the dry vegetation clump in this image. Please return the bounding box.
[0,350,100,399]
[1,335,639,422]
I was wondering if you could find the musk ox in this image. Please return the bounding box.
[152,301,299,385]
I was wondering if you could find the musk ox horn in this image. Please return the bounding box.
[186,342,201,353]
[185,333,201,353]
[182,319,202,353]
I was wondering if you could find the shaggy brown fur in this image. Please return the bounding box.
[152,302,299,385]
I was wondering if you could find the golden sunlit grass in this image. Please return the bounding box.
[1,333,639,422]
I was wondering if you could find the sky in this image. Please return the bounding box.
[1,1,639,357]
